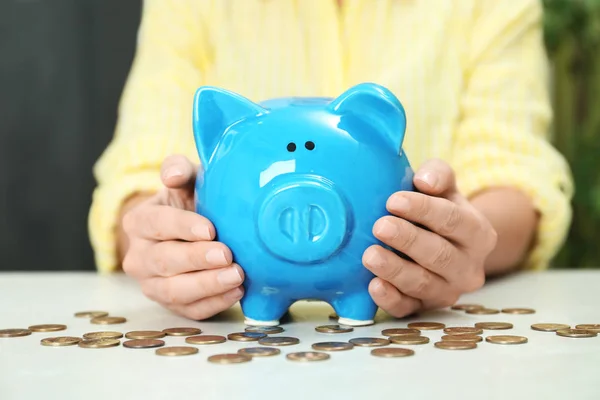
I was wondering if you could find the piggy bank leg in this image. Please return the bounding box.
[330,291,377,326]
[240,291,291,327]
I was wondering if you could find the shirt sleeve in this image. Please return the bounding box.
[88,0,210,273]
[450,0,574,270]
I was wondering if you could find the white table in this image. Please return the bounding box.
[1,270,599,400]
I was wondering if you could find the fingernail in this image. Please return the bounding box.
[365,249,385,269]
[373,280,387,296]
[206,248,229,266]
[218,266,243,286]
[389,195,410,213]
[224,286,244,300]
[375,219,398,238]
[415,171,438,188]
[192,224,212,240]
[163,167,183,180]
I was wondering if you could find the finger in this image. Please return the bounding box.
[123,204,215,242]
[368,278,422,318]
[413,158,461,201]
[142,265,244,305]
[169,286,245,321]
[160,154,198,189]
[363,245,458,304]
[386,192,479,243]
[144,240,233,277]
[373,215,465,282]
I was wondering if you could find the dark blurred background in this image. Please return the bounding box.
[0,0,598,272]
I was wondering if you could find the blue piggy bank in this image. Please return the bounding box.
[192,82,414,327]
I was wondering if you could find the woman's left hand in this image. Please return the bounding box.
[363,158,498,317]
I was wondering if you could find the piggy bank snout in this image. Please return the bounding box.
[256,175,350,264]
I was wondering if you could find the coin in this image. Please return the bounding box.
[390,336,430,345]
[0,329,32,338]
[244,326,284,334]
[434,341,477,350]
[227,332,267,342]
[311,341,354,351]
[315,325,353,333]
[443,327,483,335]
[556,329,597,338]
[40,336,81,346]
[162,327,202,336]
[238,347,281,357]
[381,328,421,337]
[125,330,166,339]
[90,316,126,325]
[502,308,535,314]
[208,354,252,364]
[155,346,199,356]
[123,339,165,349]
[441,334,483,343]
[74,311,109,318]
[575,324,600,333]
[531,323,570,332]
[286,351,330,362]
[371,348,415,358]
[83,331,124,340]
[466,308,500,315]
[475,322,513,330]
[407,322,445,330]
[185,335,227,345]
[348,337,390,347]
[451,304,484,311]
[28,324,67,332]
[258,336,299,346]
[329,313,338,320]
[485,335,528,344]
[78,338,120,348]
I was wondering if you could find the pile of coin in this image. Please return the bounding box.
[1,305,598,364]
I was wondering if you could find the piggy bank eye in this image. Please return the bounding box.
[305,141,315,151]
[287,142,296,152]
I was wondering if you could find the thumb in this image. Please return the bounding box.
[160,154,198,189]
[413,158,460,200]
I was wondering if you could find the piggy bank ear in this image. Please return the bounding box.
[327,83,407,153]
[193,86,267,166]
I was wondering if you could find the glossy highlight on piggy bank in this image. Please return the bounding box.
[192,82,414,326]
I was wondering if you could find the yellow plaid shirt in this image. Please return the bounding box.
[89,0,573,273]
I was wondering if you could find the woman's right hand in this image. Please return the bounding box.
[120,155,244,320]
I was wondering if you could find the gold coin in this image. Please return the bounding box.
[227,332,267,342]
[40,336,81,346]
[208,353,252,364]
[28,324,67,332]
[0,329,32,338]
[125,330,166,339]
[574,324,600,333]
[390,336,430,345]
[244,326,284,334]
[155,346,199,356]
[371,348,415,358]
[407,322,445,330]
[237,347,281,357]
[475,322,513,330]
[90,316,126,325]
[78,338,120,348]
[311,341,354,351]
[466,308,500,315]
[501,308,535,315]
[315,324,353,333]
[348,337,390,347]
[451,304,484,311]
[83,331,124,340]
[556,329,597,338]
[286,351,330,362]
[74,311,109,318]
[441,334,482,343]
[434,341,477,350]
[162,327,202,336]
[443,327,483,335]
[531,323,570,332]
[123,339,165,349]
[258,336,299,346]
[485,335,528,344]
[185,335,226,345]
[381,328,421,337]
